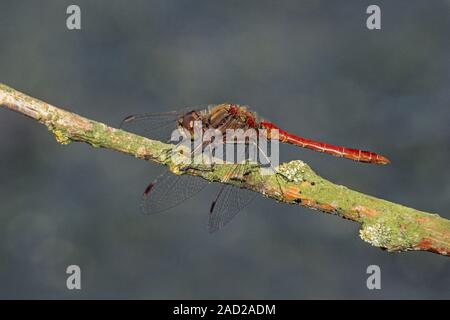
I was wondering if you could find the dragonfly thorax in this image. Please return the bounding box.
[206,104,258,130]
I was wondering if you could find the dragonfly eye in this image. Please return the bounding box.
[182,113,195,130]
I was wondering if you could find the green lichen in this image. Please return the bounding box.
[359,215,424,251]
[360,222,397,249]
[277,160,307,183]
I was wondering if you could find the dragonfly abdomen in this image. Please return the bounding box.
[259,121,390,165]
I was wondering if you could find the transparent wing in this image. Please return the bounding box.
[208,164,257,233]
[119,106,206,143]
[208,185,256,233]
[120,111,183,143]
[141,170,209,214]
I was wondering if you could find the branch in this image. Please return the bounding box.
[1,83,449,257]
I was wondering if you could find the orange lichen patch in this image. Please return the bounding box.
[319,203,337,213]
[352,205,379,219]
[279,184,328,211]
[418,238,433,250]
[281,182,335,213]
[417,237,450,256]
[282,185,302,202]
[301,199,318,208]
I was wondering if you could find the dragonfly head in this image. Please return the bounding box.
[179,111,200,132]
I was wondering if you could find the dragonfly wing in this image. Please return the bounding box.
[119,106,207,143]
[141,170,209,214]
[208,184,256,233]
[120,111,182,143]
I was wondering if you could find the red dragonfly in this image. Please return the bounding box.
[121,104,389,232]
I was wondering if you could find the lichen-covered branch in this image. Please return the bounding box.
[1,83,449,257]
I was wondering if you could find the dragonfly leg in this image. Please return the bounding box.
[255,142,286,199]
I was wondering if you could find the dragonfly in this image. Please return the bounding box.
[120,103,389,232]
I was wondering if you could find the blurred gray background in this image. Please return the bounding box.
[0,0,449,299]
